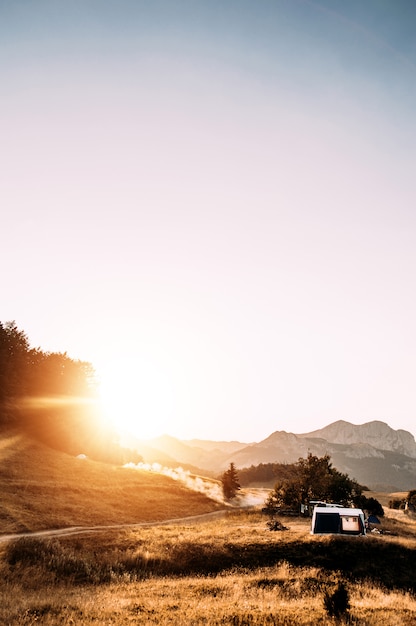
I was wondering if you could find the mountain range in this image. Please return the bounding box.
[130,420,416,492]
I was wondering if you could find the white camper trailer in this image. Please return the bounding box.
[311,506,366,536]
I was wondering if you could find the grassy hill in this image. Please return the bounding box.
[0,430,223,534]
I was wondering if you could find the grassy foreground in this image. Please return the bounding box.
[1,510,415,625]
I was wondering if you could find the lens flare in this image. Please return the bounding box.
[97,355,175,439]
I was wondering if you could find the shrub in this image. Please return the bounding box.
[389,499,403,510]
[357,495,384,517]
[266,519,288,531]
[323,581,350,619]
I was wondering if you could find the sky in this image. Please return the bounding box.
[1,0,416,442]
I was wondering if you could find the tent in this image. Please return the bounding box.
[311,506,366,536]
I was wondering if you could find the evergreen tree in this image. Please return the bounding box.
[221,462,241,500]
[0,321,30,408]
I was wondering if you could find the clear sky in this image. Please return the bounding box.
[1,0,416,442]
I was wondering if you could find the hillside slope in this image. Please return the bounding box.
[0,430,223,534]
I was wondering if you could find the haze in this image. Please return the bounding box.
[2,1,415,441]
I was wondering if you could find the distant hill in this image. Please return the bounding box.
[119,433,237,476]
[131,420,416,492]
[0,430,222,534]
[143,435,247,473]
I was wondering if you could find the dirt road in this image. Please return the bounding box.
[0,510,229,544]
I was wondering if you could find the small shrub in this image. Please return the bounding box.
[388,499,402,510]
[323,581,350,619]
[266,519,288,531]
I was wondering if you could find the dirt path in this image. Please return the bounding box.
[0,510,229,544]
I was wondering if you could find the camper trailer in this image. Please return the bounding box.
[311,506,366,536]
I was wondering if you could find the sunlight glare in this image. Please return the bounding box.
[98,355,175,440]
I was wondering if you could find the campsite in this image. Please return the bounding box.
[1,507,415,625]
[0,387,415,624]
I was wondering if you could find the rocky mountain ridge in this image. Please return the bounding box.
[134,420,416,491]
[299,420,416,458]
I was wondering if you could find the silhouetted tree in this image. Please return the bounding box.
[237,462,297,487]
[0,321,31,421]
[221,463,241,500]
[264,453,363,514]
[0,321,98,417]
[25,349,96,398]
[0,321,143,464]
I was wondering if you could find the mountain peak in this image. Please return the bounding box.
[300,420,416,458]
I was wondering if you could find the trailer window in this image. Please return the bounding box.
[341,516,360,533]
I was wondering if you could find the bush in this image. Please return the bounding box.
[356,495,384,517]
[266,519,288,531]
[389,499,403,510]
[323,581,350,619]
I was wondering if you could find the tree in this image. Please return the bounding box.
[264,453,363,515]
[221,463,241,500]
[0,321,31,421]
[0,321,98,414]
[263,480,302,515]
[0,321,101,455]
[25,349,97,398]
[237,462,298,487]
[0,321,143,464]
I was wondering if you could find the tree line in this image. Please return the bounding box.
[237,461,301,487]
[0,321,96,417]
[0,321,140,464]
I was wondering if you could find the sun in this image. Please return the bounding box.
[97,355,175,440]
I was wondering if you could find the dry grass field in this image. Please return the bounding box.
[0,430,415,625]
[0,510,415,625]
[0,431,222,532]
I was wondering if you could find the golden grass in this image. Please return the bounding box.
[365,490,407,508]
[1,511,416,625]
[2,572,416,625]
[1,432,415,624]
[0,431,222,532]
